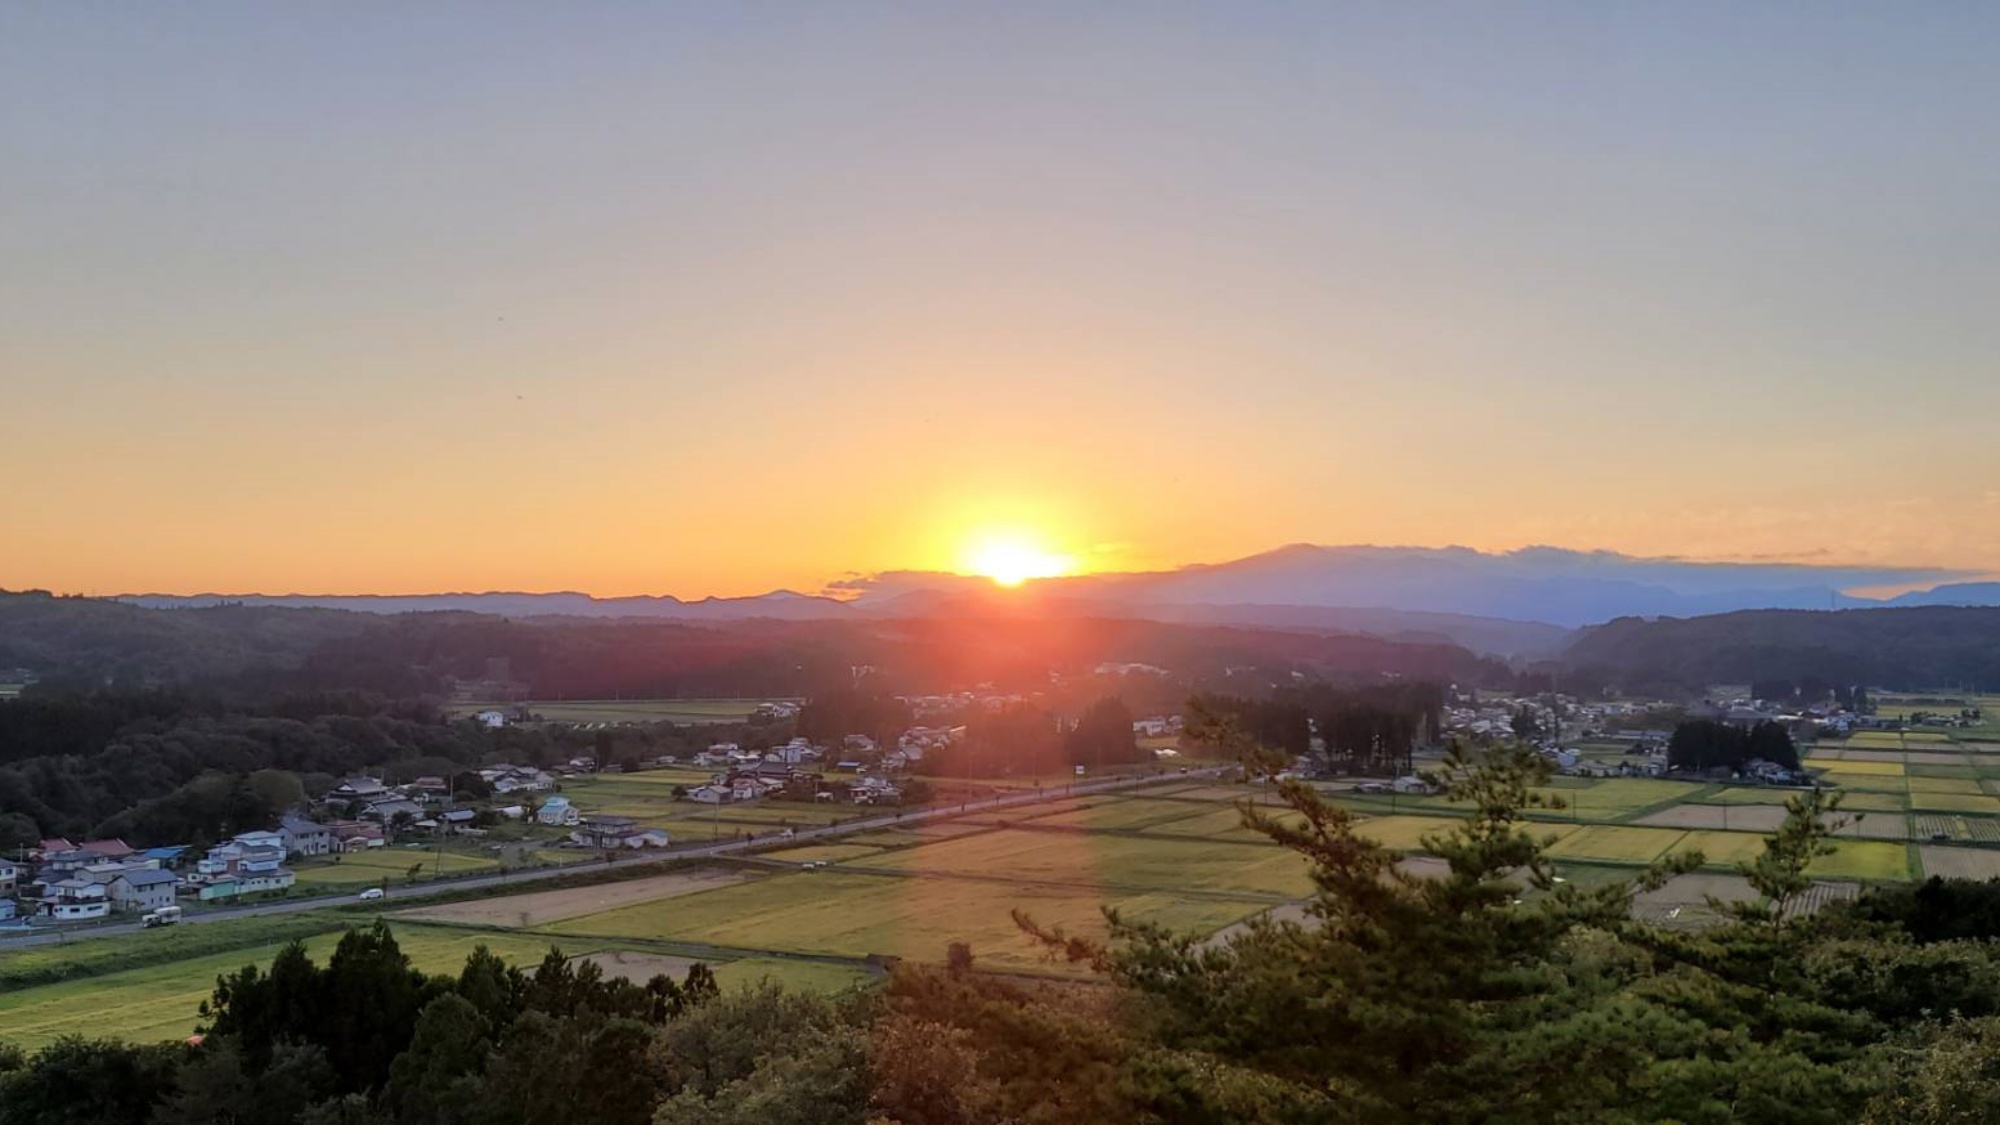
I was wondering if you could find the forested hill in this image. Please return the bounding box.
[0,591,1508,701]
[1562,606,2000,692]
[0,591,377,689]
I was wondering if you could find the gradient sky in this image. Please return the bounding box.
[5,3,1998,597]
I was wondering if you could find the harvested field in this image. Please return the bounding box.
[852,828,1317,898]
[1840,749,1905,764]
[394,868,749,929]
[571,949,700,982]
[1818,760,1905,777]
[1634,804,1787,832]
[1918,846,2000,880]
[1350,814,1467,851]
[1913,814,1970,842]
[1672,831,1770,867]
[1908,752,1976,766]
[1834,813,1910,840]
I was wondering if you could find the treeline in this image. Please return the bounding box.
[1564,605,2000,694]
[1191,681,1445,775]
[0,690,785,848]
[1667,719,1801,772]
[23,755,2000,1122]
[925,697,1146,777]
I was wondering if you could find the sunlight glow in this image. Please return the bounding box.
[963,533,1074,587]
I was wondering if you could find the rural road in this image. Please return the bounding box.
[1,767,1229,951]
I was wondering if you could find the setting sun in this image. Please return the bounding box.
[963,533,1074,587]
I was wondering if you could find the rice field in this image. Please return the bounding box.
[546,870,1261,973]
[291,847,500,887]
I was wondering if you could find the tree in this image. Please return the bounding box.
[386,994,492,1125]
[1063,697,1143,770]
[150,1040,331,1125]
[0,1037,184,1125]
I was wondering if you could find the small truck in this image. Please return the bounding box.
[141,905,183,928]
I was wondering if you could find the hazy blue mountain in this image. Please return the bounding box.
[114,544,1983,645]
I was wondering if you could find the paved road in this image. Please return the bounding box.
[1,768,1226,950]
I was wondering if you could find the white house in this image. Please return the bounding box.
[536,796,580,827]
[687,784,730,804]
[474,710,507,729]
[39,879,109,921]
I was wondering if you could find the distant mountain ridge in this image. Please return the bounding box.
[111,544,1995,654]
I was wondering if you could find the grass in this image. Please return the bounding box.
[547,870,1258,974]
[0,923,572,1051]
[1808,841,1913,881]
[712,957,876,993]
[0,912,346,992]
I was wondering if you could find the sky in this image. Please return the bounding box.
[4,3,1998,597]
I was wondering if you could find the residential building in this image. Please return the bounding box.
[322,819,386,850]
[140,845,190,869]
[108,869,179,913]
[0,858,16,896]
[199,868,296,902]
[280,814,334,857]
[536,795,580,827]
[571,815,647,849]
[330,776,390,802]
[38,878,109,921]
[77,838,135,861]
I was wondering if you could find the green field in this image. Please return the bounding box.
[0,925,569,1050]
[291,847,501,887]
[849,828,1316,898]
[547,869,1259,973]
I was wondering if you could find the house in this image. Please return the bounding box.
[409,776,449,796]
[108,869,179,913]
[330,776,390,802]
[140,845,191,870]
[281,814,334,858]
[571,815,647,849]
[495,805,527,820]
[234,829,286,852]
[33,838,76,861]
[322,819,386,850]
[441,809,477,832]
[473,710,507,729]
[536,796,581,827]
[0,859,17,896]
[363,798,426,824]
[687,784,730,804]
[77,838,135,861]
[490,767,555,794]
[199,867,296,902]
[38,878,109,921]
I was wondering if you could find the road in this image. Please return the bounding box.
[1,768,1226,950]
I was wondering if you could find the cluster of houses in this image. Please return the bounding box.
[1,838,188,923]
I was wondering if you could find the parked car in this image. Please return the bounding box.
[357,887,385,900]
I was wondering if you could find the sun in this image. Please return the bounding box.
[963,533,1073,587]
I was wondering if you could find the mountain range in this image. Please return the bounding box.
[113,545,1998,658]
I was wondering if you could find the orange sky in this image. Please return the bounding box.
[5,7,1999,596]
